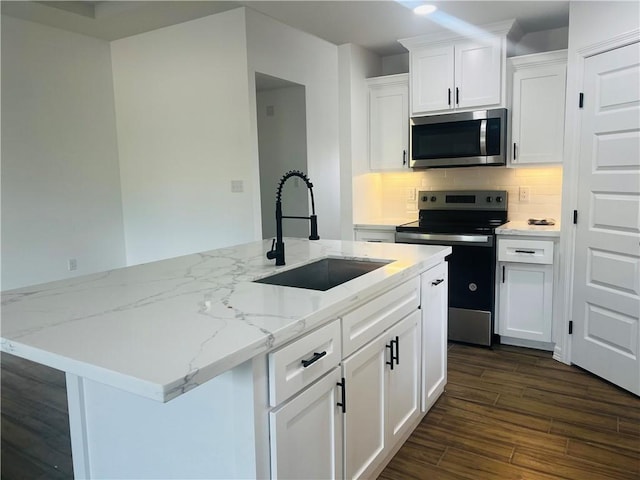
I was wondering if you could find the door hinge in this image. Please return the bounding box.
[573,210,578,224]
[579,93,584,109]
[568,320,573,335]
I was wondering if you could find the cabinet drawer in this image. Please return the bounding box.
[498,239,554,265]
[268,319,341,407]
[342,277,420,358]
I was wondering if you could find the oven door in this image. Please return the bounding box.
[395,232,496,346]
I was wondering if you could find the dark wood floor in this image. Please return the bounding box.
[1,352,72,479]
[2,344,639,479]
[379,343,640,480]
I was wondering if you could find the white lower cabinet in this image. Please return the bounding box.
[342,310,421,480]
[497,238,554,343]
[420,262,448,412]
[498,262,553,342]
[269,367,343,480]
[267,262,448,480]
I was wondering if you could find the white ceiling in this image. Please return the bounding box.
[2,1,570,56]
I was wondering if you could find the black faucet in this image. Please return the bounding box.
[266,170,319,266]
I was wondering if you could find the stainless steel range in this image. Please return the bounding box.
[396,190,508,346]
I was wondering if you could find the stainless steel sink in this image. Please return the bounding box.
[254,257,392,291]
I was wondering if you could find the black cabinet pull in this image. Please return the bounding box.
[301,351,326,368]
[394,336,400,366]
[386,342,395,370]
[336,378,346,413]
[402,149,407,166]
[456,87,459,105]
[515,250,536,254]
[448,88,451,106]
[431,278,444,286]
[513,143,517,160]
[502,265,505,283]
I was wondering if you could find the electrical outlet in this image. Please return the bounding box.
[406,187,416,201]
[519,186,531,203]
[68,258,78,271]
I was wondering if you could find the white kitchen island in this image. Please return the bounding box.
[1,238,450,479]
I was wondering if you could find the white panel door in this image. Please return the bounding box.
[572,41,640,395]
[269,367,343,480]
[455,40,502,109]
[411,45,454,114]
[385,311,421,445]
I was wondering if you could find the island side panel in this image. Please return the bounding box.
[65,360,263,479]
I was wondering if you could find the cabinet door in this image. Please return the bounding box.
[420,262,448,412]
[269,367,343,480]
[455,40,502,109]
[342,335,387,480]
[369,78,409,170]
[386,310,421,444]
[498,263,553,342]
[511,63,566,165]
[411,45,454,114]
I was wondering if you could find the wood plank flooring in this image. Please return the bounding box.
[379,343,640,480]
[2,344,639,479]
[1,352,73,479]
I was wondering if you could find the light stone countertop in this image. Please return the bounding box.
[496,220,561,237]
[1,238,450,403]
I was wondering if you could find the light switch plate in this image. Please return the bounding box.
[231,180,244,193]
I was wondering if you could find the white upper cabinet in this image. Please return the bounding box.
[411,45,454,113]
[400,20,517,116]
[508,50,567,166]
[367,74,409,170]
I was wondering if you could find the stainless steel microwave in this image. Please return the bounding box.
[410,108,507,168]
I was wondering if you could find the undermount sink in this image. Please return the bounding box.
[254,257,392,291]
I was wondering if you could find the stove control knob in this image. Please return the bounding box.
[422,195,429,202]
[496,196,504,203]
[486,196,493,203]
[430,196,437,202]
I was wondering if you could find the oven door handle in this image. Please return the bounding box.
[395,232,494,246]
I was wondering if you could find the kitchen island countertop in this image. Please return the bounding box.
[1,238,450,402]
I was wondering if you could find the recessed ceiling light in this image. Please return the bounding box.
[414,4,437,15]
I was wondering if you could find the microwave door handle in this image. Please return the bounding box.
[479,119,487,156]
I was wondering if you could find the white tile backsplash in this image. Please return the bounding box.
[375,166,562,223]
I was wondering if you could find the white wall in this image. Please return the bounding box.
[257,84,309,239]
[338,44,387,228]
[1,15,126,290]
[514,27,569,56]
[245,9,341,241]
[111,9,255,265]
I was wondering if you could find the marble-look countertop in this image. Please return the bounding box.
[496,220,561,237]
[1,239,450,403]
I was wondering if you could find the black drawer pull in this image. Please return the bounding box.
[301,351,327,368]
[394,336,400,366]
[515,249,536,254]
[431,278,444,286]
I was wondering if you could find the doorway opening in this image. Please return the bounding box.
[255,73,309,240]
